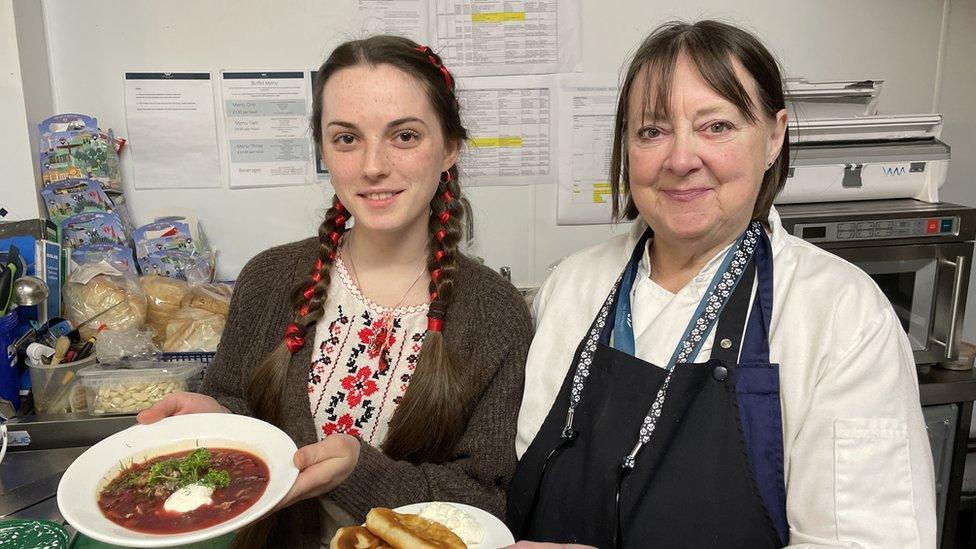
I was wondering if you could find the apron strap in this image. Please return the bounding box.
[740,228,774,363]
[732,230,788,544]
[710,260,756,363]
[602,229,653,350]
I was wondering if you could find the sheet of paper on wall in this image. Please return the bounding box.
[432,0,581,76]
[557,74,620,225]
[456,75,557,186]
[123,72,221,189]
[220,71,312,188]
[360,0,430,42]
[308,70,330,181]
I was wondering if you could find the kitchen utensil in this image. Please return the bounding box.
[50,336,71,366]
[0,268,11,316]
[3,244,23,279]
[67,300,127,341]
[12,276,50,306]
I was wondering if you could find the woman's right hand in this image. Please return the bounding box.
[136,392,230,424]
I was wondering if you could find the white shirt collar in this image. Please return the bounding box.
[631,205,786,295]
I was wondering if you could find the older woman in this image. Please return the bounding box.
[507,20,936,549]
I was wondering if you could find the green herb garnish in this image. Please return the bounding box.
[201,469,230,489]
[111,448,230,497]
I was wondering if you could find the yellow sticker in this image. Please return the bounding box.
[469,137,523,148]
[592,182,611,204]
[472,12,526,23]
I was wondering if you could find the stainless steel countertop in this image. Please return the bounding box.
[0,446,87,521]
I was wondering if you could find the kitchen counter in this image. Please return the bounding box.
[3,367,976,547]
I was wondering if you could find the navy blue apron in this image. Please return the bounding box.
[508,224,788,548]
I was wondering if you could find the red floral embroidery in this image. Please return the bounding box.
[309,301,428,444]
[359,317,400,359]
[323,413,361,437]
[341,366,378,407]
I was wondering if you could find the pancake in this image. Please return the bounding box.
[365,507,466,549]
[330,526,394,549]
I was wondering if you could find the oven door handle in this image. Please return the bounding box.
[932,255,967,360]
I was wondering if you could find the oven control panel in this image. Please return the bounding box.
[793,216,959,242]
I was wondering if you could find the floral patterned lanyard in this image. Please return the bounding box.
[562,221,763,470]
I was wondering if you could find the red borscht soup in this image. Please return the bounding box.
[98,447,269,534]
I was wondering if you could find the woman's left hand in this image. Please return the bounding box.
[275,434,361,510]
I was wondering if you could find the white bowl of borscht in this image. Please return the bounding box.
[57,413,299,547]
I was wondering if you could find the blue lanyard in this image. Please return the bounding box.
[612,228,753,370]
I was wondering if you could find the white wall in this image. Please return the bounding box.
[33,0,956,287]
[935,0,976,340]
[11,0,976,342]
[12,0,54,186]
[0,0,43,220]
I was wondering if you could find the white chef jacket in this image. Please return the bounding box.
[517,206,937,548]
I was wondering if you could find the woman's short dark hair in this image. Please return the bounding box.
[609,20,790,223]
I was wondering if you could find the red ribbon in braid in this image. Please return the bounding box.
[287,204,344,353]
[284,323,306,354]
[427,316,444,332]
[415,45,454,89]
[427,302,446,333]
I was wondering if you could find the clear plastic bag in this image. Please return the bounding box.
[161,308,226,352]
[94,328,161,363]
[140,275,189,344]
[63,262,147,340]
[180,282,232,316]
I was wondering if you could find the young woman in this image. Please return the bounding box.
[140,35,532,548]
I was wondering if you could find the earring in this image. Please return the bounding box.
[440,170,453,184]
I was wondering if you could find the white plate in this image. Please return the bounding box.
[393,502,515,548]
[57,413,299,548]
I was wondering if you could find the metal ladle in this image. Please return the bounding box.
[12,276,50,307]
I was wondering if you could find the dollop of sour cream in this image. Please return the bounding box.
[419,502,484,545]
[163,484,214,513]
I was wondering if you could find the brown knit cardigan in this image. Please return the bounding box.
[200,237,532,548]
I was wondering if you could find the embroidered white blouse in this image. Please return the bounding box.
[518,207,937,548]
[307,256,428,446]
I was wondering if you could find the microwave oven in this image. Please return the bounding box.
[777,199,976,367]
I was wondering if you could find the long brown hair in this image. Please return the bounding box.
[609,20,790,224]
[237,35,472,548]
[249,31,471,495]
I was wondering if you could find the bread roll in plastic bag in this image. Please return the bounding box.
[180,282,232,317]
[162,307,226,352]
[140,275,189,344]
[64,262,147,339]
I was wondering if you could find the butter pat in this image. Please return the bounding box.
[419,502,484,545]
[163,484,214,513]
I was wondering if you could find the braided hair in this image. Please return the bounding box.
[247,36,471,464]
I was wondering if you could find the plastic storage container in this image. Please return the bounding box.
[77,360,203,415]
[28,354,94,415]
